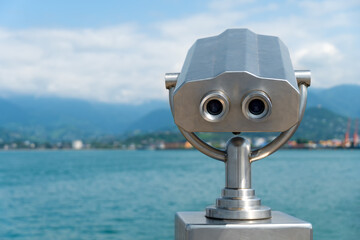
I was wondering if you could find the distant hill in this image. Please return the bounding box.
[0,84,359,142]
[0,95,167,142]
[307,84,360,118]
[294,106,351,140]
[127,109,175,133]
[0,98,29,124]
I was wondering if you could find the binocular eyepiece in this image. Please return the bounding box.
[200,91,229,122]
[200,90,272,123]
[243,91,271,120]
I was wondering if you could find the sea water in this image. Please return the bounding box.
[0,150,359,240]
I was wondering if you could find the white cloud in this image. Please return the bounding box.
[0,0,359,103]
[0,25,181,103]
[294,42,341,62]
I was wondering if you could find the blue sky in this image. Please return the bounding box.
[0,0,213,29]
[0,0,359,103]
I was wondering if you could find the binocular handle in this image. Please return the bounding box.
[167,76,309,162]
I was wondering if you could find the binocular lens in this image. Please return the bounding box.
[200,91,229,122]
[206,99,223,115]
[242,91,271,121]
[248,99,265,115]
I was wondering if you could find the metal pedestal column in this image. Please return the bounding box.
[206,137,271,220]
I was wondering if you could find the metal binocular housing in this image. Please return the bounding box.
[166,29,310,133]
[166,30,312,240]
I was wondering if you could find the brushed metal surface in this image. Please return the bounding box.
[295,70,311,87]
[165,72,180,89]
[175,211,312,240]
[173,29,300,132]
[225,137,251,189]
[175,29,298,90]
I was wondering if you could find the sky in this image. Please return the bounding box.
[0,0,359,103]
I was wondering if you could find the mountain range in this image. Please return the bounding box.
[0,84,359,142]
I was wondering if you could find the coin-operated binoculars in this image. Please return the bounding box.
[165,29,312,240]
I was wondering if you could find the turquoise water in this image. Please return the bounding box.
[0,150,359,240]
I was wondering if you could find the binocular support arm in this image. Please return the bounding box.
[250,83,308,162]
[167,84,227,161]
[178,128,227,161]
[166,72,310,163]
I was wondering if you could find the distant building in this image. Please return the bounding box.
[184,141,193,149]
[72,140,83,150]
[287,140,297,147]
[128,144,136,150]
[164,142,185,149]
[305,141,317,149]
[157,142,166,150]
[319,139,342,148]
